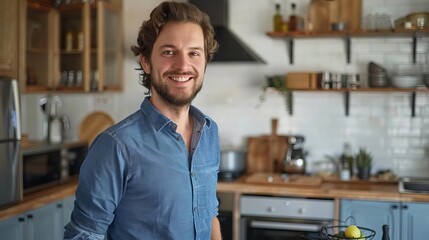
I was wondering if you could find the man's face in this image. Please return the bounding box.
[141,21,206,107]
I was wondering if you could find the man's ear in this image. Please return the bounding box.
[140,56,151,74]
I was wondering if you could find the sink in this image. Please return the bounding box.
[399,177,429,194]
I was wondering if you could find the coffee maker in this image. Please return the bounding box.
[282,135,306,174]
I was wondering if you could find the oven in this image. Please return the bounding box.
[240,195,334,240]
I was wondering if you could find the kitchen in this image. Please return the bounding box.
[1,0,429,239]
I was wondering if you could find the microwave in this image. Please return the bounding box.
[23,142,88,194]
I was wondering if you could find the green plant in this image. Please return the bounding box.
[355,148,373,168]
[258,75,293,115]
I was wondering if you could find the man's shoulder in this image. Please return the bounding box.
[104,110,146,135]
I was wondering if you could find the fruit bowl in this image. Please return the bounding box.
[318,225,376,240]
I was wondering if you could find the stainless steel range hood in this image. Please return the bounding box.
[189,0,265,63]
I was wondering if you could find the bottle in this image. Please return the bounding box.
[76,30,84,50]
[289,3,297,31]
[341,143,354,178]
[381,224,390,240]
[65,28,74,51]
[273,3,283,32]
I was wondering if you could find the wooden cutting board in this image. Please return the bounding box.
[79,111,115,144]
[246,119,288,173]
[309,0,362,33]
[245,172,322,187]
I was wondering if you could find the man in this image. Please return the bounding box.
[64,1,221,239]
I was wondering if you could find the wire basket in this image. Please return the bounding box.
[319,225,376,240]
[304,217,376,240]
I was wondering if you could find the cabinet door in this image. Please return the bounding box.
[0,215,25,240]
[0,0,19,78]
[25,201,63,240]
[401,202,429,240]
[94,0,123,92]
[340,199,400,240]
[25,1,59,92]
[58,2,87,92]
[62,196,76,226]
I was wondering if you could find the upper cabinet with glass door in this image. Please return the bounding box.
[91,0,123,92]
[22,0,123,93]
[24,0,59,92]
[0,0,20,79]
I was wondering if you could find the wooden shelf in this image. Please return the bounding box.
[267,29,429,64]
[266,29,429,38]
[265,87,429,117]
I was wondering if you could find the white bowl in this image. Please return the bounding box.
[390,75,420,88]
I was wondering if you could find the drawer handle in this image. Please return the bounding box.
[298,208,306,214]
[267,206,276,212]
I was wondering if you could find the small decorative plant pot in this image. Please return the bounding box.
[357,167,371,180]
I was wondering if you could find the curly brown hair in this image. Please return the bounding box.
[130,1,219,91]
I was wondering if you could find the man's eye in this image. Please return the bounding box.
[190,51,201,57]
[162,50,174,56]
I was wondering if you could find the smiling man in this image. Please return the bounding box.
[63,1,221,239]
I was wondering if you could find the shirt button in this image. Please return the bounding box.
[191,172,196,177]
[193,207,197,213]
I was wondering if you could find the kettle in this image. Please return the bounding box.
[282,135,306,174]
[48,115,70,143]
[39,95,70,143]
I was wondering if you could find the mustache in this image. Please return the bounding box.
[163,70,197,78]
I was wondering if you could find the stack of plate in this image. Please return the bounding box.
[368,62,389,87]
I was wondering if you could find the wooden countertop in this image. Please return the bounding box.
[217,173,429,202]
[2,173,429,222]
[0,180,77,221]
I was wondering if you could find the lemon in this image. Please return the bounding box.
[345,225,361,238]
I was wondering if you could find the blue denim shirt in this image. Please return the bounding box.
[64,97,220,240]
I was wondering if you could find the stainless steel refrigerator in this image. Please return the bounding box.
[0,78,22,209]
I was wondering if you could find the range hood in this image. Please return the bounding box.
[189,0,265,63]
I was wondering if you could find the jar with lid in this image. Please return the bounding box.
[65,28,74,51]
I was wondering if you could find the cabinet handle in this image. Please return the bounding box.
[402,205,408,210]
[57,203,63,208]
[18,217,25,222]
[391,205,398,209]
[27,214,33,219]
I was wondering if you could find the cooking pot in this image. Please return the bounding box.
[218,150,246,181]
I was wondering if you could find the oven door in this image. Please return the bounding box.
[242,217,329,240]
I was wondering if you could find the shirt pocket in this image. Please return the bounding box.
[194,166,219,219]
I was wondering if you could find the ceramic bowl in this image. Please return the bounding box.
[391,75,420,88]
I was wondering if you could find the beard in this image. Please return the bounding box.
[151,71,203,107]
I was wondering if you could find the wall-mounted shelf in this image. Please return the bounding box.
[266,29,429,64]
[265,87,429,117]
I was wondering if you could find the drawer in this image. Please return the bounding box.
[240,195,334,220]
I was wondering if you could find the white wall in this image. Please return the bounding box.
[21,0,429,177]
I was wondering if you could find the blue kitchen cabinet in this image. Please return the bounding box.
[62,196,75,226]
[401,202,429,240]
[0,199,65,240]
[340,199,400,239]
[24,200,63,240]
[0,215,25,240]
[341,199,429,240]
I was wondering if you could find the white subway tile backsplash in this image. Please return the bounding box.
[20,0,429,181]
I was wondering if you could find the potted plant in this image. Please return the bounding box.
[355,148,373,180]
[258,75,293,115]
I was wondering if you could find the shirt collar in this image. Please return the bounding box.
[140,97,212,131]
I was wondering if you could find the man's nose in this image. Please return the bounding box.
[174,53,190,69]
